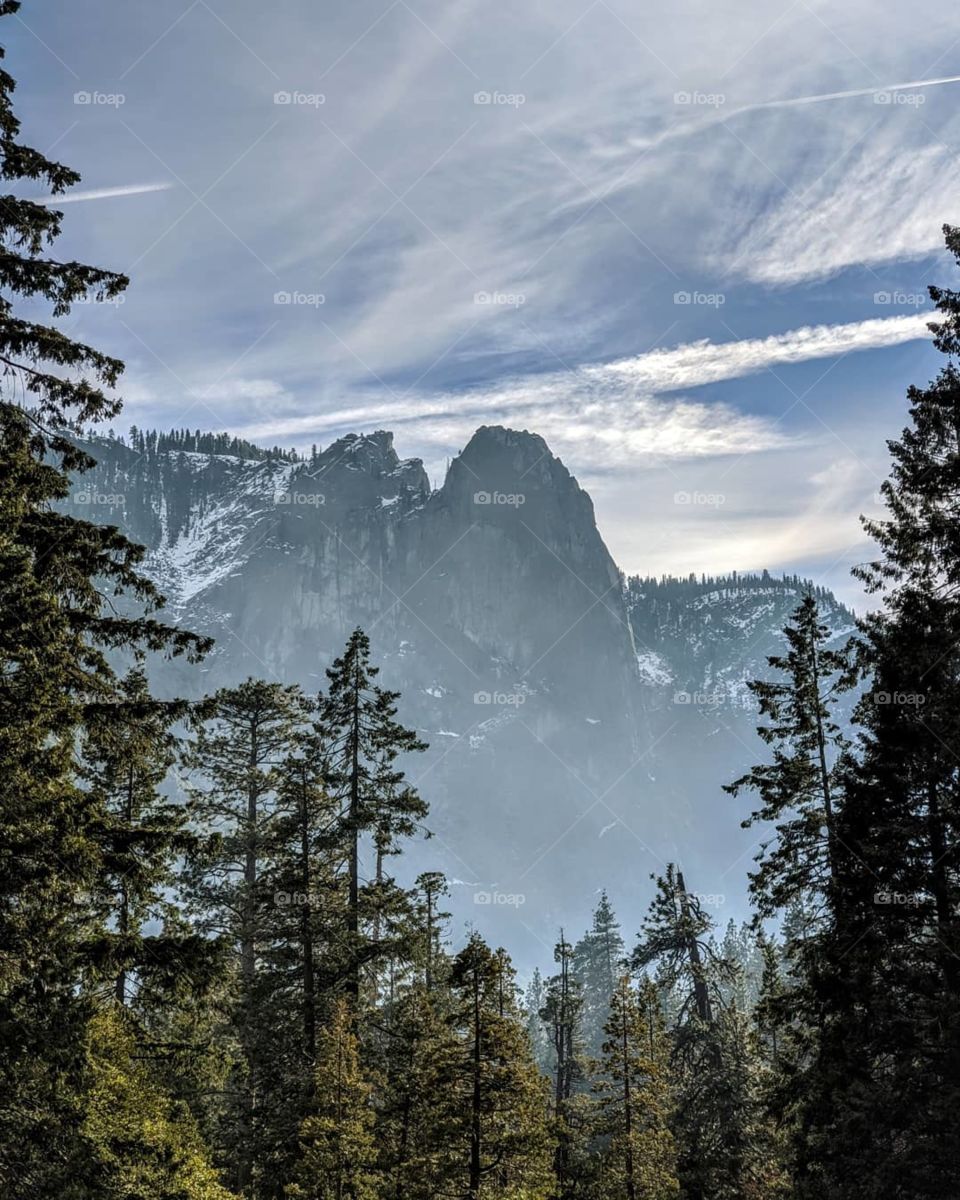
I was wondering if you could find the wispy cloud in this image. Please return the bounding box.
[723,139,960,284]
[233,313,931,466]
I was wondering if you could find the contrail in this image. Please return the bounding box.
[634,73,960,151]
[746,72,960,112]
[32,181,173,205]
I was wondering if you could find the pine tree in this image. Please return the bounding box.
[524,968,551,1073]
[413,871,450,993]
[786,225,960,1198]
[320,629,427,1007]
[0,10,208,1192]
[182,679,305,1196]
[593,977,678,1200]
[265,709,339,1063]
[82,1006,236,1200]
[632,868,772,1200]
[375,982,462,1200]
[574,892,625,1058]
[540,932,586,1196]
[289,998,379,1200]
[80,663,208,1006]
[446,935,552,1200]
[725,594,857,920]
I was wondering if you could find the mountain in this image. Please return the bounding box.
[65,426,855,956]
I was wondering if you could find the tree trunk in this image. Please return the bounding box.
[677,871,713,1025]
[115,761,134,1005]
[238,719,259,1196]
[621,1000,636,1200]
[347,667,361,1007]
[299,771,317,1061]
[469,966,482,1200]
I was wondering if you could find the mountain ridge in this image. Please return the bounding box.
[66,424,855,953]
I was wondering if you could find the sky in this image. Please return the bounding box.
[13,0,960,609]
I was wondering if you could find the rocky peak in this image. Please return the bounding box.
[297,431,430,510]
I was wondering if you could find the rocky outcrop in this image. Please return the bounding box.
[64,426,853,955]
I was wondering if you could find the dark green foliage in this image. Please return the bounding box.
[0,10,208,1194]
[633,868,783,1200]
[319,628,428,1006]
[726,594,857,919]
[444,935,552,1200]
[574,892,625,1058]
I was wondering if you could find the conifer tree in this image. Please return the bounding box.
[82,1007,236,1200]
[540,931,585,1194]
[266,710,339,1063]
[320,629,427,1007]
[413,871,450,993]
[0,10,208,1191]
[574,892,625,1057]
[725,594,857,920]
[80,663,206,1006]
[787,225,960,1197]
[376,982,461,1200]
[183,679,305,1196]
[593,977,678,1200]
[289,998,379,1200]
[446,935,552,1200]
[524,968,551,1073]
[633,868,772,1200]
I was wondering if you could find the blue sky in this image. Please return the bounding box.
[15,0,960,608]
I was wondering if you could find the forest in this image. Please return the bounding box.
[3,1,960,1196]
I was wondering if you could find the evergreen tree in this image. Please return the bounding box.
[0,11,208,1193]
[446,935,552,1200]
[524,968,551,1073]
[82,1007,236,1200]
[592,977,678,1200]
[375,982,461,1200]
[320,629,427,1007]
[80,663,207,1006]
[633,868,773,1200]
[413,871,450,994]
[183,679,305,1196]
[289,998,378,1200]
[787,225,960,1198]
[725,594,857,920]
[574,892,625,1058]
[540,932,586,1196]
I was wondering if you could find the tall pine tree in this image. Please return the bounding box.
[0,10,208,1193]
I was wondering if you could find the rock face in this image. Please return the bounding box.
[65,426,854,956]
